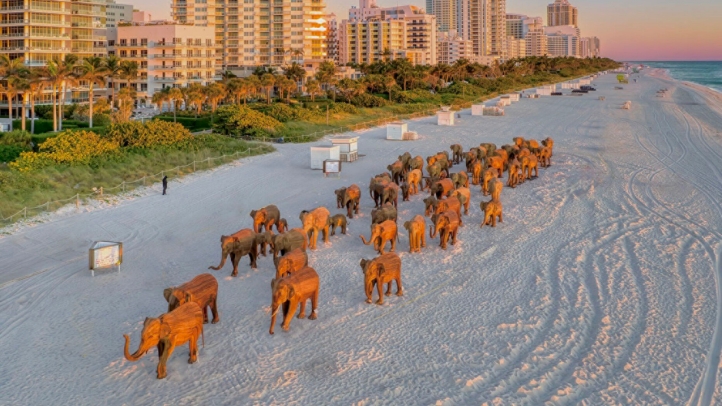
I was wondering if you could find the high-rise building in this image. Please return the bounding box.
[544,25,579,57]
[525,28,547,56]
[0,0,108,66]
[505,37,526,59]
[506,14,542,40]
[108,18,217,102]
[579,36,600,58]
[106,1,134,27]
[462,0,506,61]
[436,30,473,65]
[171,0,327,73]
[427,0,457,32]
[547,0,577,28]
[326,13,339,64]
[342,1,436,66]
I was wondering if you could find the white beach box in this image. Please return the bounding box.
[330,135,359,162]
[310,146,340,170]
[536,88,551,96]
[508,93,520,102]
[386,122,408,140]
[483,107,505,116]
[471,104,485,116]
[437,108,455,126]
[499,96,511,106]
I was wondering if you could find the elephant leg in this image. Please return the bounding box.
[375,280,384,305]
[157,341,175,379]
[396,277,403,296]
[451,230,457,245]
[230,252,239,277]
[189,335,198,363]
[330,226,335,236]
[390,237,396,252]
[323,226,329,243]
[283,299,298,331]
[498,212,503,223]
[211,296,220,324]
[250,251,258,270]
[385,281,392,296]
[342,224,347,235]
[309,290,318,320]
[202,305,209,323]
[297,299,306,319]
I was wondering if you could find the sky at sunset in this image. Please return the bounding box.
[129,0,722,61]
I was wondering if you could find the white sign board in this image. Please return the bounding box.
[323,159,341,177]
[89,241,123,276]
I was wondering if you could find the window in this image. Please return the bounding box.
[120,50,127,57]
[119,39,127,45]
[130,50,137,57]
[141,38,147,46]
[130,38,137,46]
[141,50,147,57]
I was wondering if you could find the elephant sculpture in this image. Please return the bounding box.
[387,160,404,184]
[501,144,516,156]
[487,156,504,178]
[481,168,498,196]
[328,214,347,236]
[494,149,509,171]
[490,178,503,201]
[539,146,552,167]
[423,196,439,217]
[466,151,478,172]
[269,267,319,335]
[427,161,444,180]
[513,137,525,148]
[480,143,497,156]
[450,144,464,164]
[451,187,471,215]
[520,154,539,180]
[360,253,402,304]
[250,205,281,234]
[507,158,522,188]
[400,183,410,202]
[274,248,309,280]
[471,160,483,185]
[528,139,541,150]
[369,176,391,207]
[299,207,331,250]
[542,137,554,157]
[476,146,488,163]
[209,228,258,276]
[398,152,412,173]
[340,184,361,218]
[360,220,398,254]
[450,171,469,189]
[381,183,399,208]
[164,273,219,324]
[403,215,426,253]
[436,196,463,226]
[405,169,422,195]
[277,218,288,233]
[254,230,274,257]
[409,155,424,172]
[480,198,503,228]
[271,228,307,258]
[429,210,460,250]
[430,178,454,199]
[123,302,204,379]
[517,147,531,159]
[371,203,397,224]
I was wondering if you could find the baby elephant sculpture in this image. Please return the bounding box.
[328,214,347,236]
[405,169,422,195]
[403,215,427,253]
[209,228,258,276]
[299,207,331,250]
[360,253,403,305]
[271,228,307,258]
[507,158,521,188]
[277,218,288,233]
[360,220,398,254]
[487,156,504,178]
[123,302,204,379]
[451,187,471,215]
[480,199,503,228]
[337,184,361,218]
[254,230,274,257]
[371,203,397,224]
[542,137,554,157]
[450,171,470,189]
[481,168,498,196]
[430,178,454,199]
[274,248,309,280]
[164,273,219,324]
[250,205,282,233]
[436,196,464,226]
[269,267,319,335]
[430,210,460,250]
[539,146,552,168]
[450,144,464,164]
[489,178,503,201]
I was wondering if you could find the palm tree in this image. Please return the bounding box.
[119,60,139,106]
[27,68,47,134]
[0,55,29,122]
[277,77,296,102]
[105,55,122,108]
[151,87,170,114]
[167,87,184,122]
[305,79,321,102]
[315,61,337,101]
[57,54,79,130]
[245,74,261,102]
[115,86,136,122]
[204,82,226,120]
[44,59,72,132]
[260,73,276,104]
[186,84,206,116]
[79,56,107,128]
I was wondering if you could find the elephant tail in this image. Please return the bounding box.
[201,325,205,348]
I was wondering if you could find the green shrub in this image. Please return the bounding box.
[213,105,282,138]
[103,121,193,149]
[10,130,119,172]
[0,130,32,146]
[0,145,26,163]
[155,116,212,131]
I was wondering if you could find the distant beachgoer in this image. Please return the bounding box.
[162,176,168,195]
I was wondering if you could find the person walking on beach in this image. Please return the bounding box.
[162,176,168,195]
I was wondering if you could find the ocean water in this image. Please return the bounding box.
[640,61,722,93]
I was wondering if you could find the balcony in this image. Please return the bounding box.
[152,54,184,59]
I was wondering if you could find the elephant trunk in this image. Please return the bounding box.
[364,278,374,303]
[429,224,437,239]
[123,334,145,362]
[269,304,280,335]
[208,251,228,271]
[359,234,372,245]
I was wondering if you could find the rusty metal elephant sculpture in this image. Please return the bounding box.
[163,273,219,324]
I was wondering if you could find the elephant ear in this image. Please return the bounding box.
[163,287,173,303]
[359,259,368,272]
[376,264,386,277]
[144,317,153,326]
[160,322,171,339]
[288,285,296,299]
[270,278,277,290]
[250,210,257,218]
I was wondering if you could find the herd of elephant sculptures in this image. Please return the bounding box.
[122,135,554,379]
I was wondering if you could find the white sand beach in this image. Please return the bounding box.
[2,69,722,405]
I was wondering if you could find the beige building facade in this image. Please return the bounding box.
[436,29,473,65]
[462,0,506,61]
[547,0,577,28]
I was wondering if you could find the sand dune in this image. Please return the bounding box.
[1,70,722,405]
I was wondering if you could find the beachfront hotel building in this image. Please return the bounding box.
[426,0,457,33]
[544,25,579,57]
[436,29,473,65]
[505,37,525,59]
[107,16,217,102]
[342,0,436,66]
[106,1,133,27]
[460,0,507,60]
[547,0,577,28]
[579,36,600,58]
[0,0,108,66]
[171,0,327,74]
[505,13,542,40]
[325,13,338,64]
